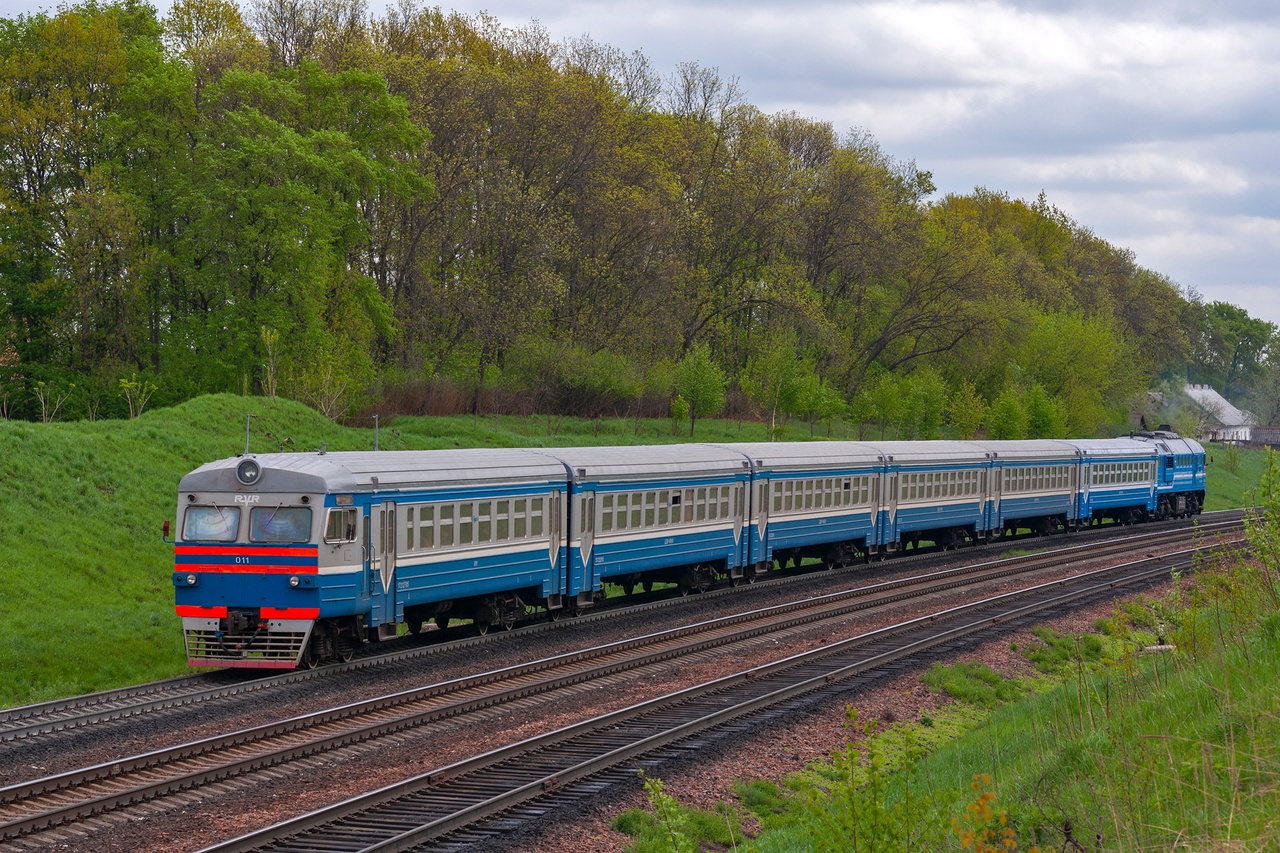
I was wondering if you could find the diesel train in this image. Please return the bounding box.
[171,432,1205,669]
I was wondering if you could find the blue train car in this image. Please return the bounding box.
[1065,439,1158,525]
[864,441,990,552]
[974,440,1081,536]
[721,442,886,571]
[1133,431,1207,518]
[550,445,750,598]
[174,450,568,667]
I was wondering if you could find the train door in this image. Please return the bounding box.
[756,477,769,565]
[368,501,398,632]
[733,481,746,567]
[577,490,595,588]
[886,472,899,550]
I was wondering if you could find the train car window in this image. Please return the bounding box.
[531,497,544,537]
[185,506,241,542]
[645,492,656,527]
[440,505,455,547]
[405,507,416,550]
[707,488,719,521]
[479,501,492,541]
[720,486,730,518]
[458,503,474,546]
[696,488,707,521]
[659,491,670,525]
[249,507,311,543]
[323,508,356,544]
[421,506,435,548]
[616,493,629,530]
[496,501,509,540]
[630,493,642,528]
[600,495,614,532]
[513,501,526,539]
[772,482,783,514]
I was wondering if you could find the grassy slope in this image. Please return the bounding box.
[1202,444,1270,511]
[0,396,1264,708]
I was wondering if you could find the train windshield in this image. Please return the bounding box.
[249,506,313,543]
[183,506,241,542]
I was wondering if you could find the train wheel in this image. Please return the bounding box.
[405,619,424,635]
[300,641,321,669]
[336,636,354,663]
[434,615,450,631]
[475,620,491,636]
[677,583,691,597]
[501,615,516,631]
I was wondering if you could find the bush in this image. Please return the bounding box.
[920,661,1023,708]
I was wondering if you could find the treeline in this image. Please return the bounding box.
[1,0,1276,434]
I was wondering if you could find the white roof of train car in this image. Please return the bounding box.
[859,440,990,464]
[539,444,750,483]
[1061,439,1157,458]
[715,442,885,471]
[969,440,1080,461]
[180,449,568,493]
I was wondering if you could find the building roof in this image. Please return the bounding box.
[1184,384,1254,427]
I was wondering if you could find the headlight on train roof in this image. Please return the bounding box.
[235,457,262,486]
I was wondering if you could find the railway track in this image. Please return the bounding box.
[0,521,1242,848]
[200,549,1206,853]
[0,512,1240,746]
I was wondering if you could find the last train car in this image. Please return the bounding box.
[173,449,568,668]
[1132,430,1207,518]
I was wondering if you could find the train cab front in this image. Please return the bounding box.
[173,456,322,669]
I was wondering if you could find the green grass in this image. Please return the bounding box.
[0,398,1261,709]
[920,661,1028,708]
[1202,444,1269,511]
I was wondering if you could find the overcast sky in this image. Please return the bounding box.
[6,0,1278,329]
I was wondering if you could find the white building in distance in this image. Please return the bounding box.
[1184,384,1254,443]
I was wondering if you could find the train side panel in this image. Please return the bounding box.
[548,446,750,598]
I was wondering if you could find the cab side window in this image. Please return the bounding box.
[324,508,357,543]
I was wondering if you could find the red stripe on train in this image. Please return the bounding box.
[177,564,319,574]
[176,605,227,617]
[261,607,320,619]
[175,605,319,619]
[176,545,318,557]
